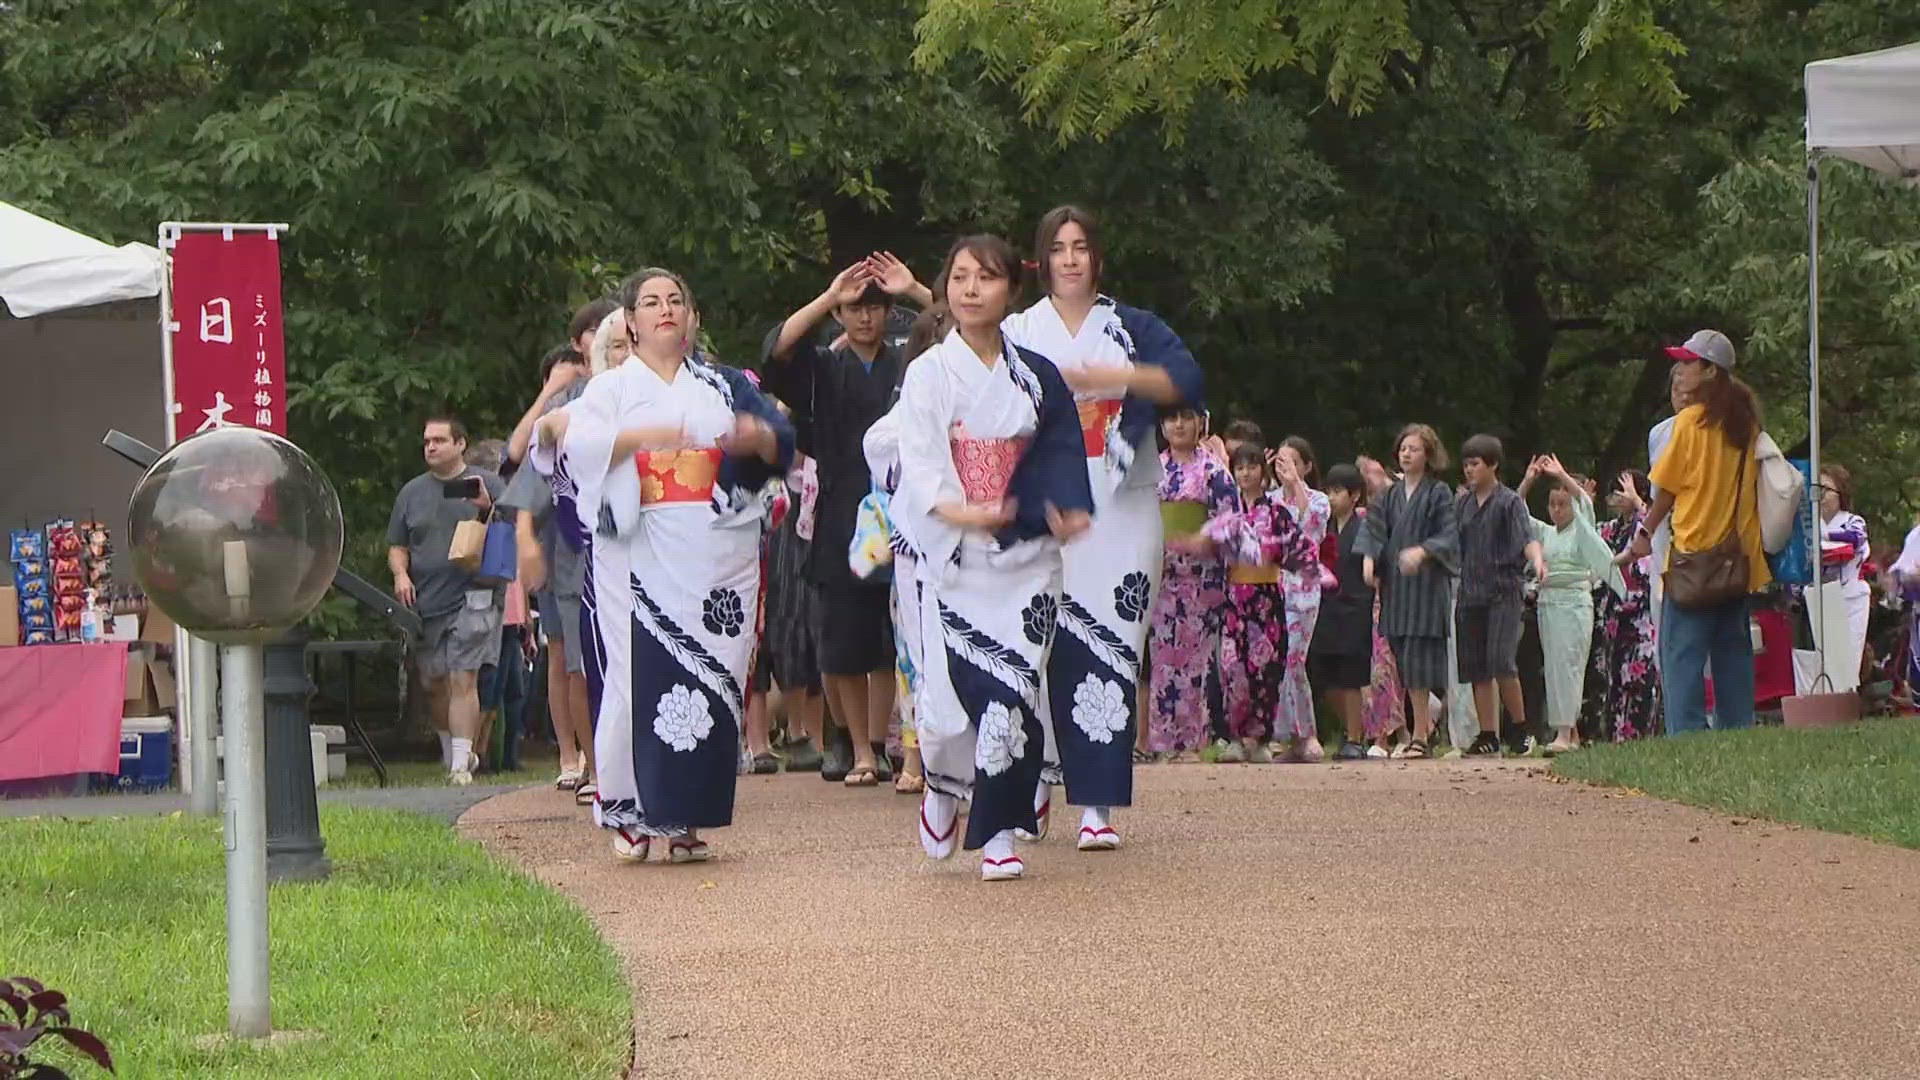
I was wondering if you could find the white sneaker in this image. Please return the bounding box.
[980,830,1024,881]
[1014,782,1051,842]
[449,750,479,787]
[1077,808,1120,851]
[1366,744,1389,760]
[668,837,711,864]
[611,829,649,862]
[1246,742,1273,764]
[919,791,959,860]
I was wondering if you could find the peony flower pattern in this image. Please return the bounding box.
[653,684,714,752]
[974,701,1027,777]
[701,588,745,637]
[1071,675,1128,744]
[1112,571,1151,622]
[1020,593,1058,645]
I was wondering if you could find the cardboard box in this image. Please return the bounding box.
[123,644,160,715]
[109,614,138,642]
[0,585,17,647]
[148,652,177,710]
[140,605,177,646]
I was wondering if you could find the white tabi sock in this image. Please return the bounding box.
[983,830,1017,863]
[1080,806,1110,832]
[449,737,473,772]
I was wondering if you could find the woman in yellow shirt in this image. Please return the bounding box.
[1627,330,1770,733]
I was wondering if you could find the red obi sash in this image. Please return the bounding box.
[952,436,1028,505]
[635,447,721,506]
[1077,398,1123,458]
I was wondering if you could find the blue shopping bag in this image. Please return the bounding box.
[1767,458,1814,586]
[476,511,518,586]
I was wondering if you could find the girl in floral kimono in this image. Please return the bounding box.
[1147,407,1237,759]
[537,268,792,864]
[1002,205,1204,850]
[1517,455,1624,752]
[1269,437,1331,761]
[1185,443,1320,760]
[1581,469,1661,741]
[892,236,1094,882]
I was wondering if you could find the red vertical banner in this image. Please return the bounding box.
[166,229,287,443]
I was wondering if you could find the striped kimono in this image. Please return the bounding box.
[543,355,792,838]
[1003,295,1202,807]
[892,329,1092,850]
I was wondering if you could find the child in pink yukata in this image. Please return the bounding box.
[1174,442,1320,762]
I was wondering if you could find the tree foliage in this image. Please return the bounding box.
[913,0,1686,141]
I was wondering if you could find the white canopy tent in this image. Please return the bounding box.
[0,201,167,540]
[1801,43,1920,696]
[0,201,163,317]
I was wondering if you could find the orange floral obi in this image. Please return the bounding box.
[1077,398,1123,458]
[635,447,721,506]
[951,436,1028,505]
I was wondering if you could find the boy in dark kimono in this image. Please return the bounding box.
[1357,423,1458,758]
[1312,463,1375,759]
[1453,434,1547,757]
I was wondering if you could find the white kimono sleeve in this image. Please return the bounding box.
[890,358,966,572]
[863,406,901,490]
[557,368,643,539]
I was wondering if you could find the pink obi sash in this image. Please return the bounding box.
[951,436,1028,505]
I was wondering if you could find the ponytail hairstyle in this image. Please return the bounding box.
[1693,366,1761,450]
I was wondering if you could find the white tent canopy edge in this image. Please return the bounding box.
[0,201,163,317]
[1801,41,1920,694]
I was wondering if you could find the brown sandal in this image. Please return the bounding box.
[844,766,880,787]
[893,771,925,795]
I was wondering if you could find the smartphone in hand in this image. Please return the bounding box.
[441,476,483,499]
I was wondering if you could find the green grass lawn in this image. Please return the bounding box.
[1552,717,1920,849]
[1,807,629,1078]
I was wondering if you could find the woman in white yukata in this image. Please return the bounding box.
[1517,454,1624,753]
[893,234,1095,882]
[537,268,792,864]
[862,306,953,796]
[1001,205,1203,852]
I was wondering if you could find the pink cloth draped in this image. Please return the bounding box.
[0,643,130,782]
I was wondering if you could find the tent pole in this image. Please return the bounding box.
[1806,155,1828,691]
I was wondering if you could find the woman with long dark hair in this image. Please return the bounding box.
[892,235,1094,881]
[1581,468,1661,741]
[1001,205,1203,849]
[1628,330,1771,732]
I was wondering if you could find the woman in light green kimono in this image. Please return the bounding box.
[1519,455,1624,753]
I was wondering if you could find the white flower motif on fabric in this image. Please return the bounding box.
[1071,675,1128,744]
[974,701,1027,777]
[653,684,714,752]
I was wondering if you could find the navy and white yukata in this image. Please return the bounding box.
[1002,296,1202,809]
[538,354,792,838]
[891,329,1093,851]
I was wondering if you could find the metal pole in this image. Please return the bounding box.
[1807,156,1829,690]
[221,643,271,1039]
[189,636,220,815]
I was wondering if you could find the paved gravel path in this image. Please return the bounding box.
[467,759,1920,1080]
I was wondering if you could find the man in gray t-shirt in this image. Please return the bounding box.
[387,415,504,784]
